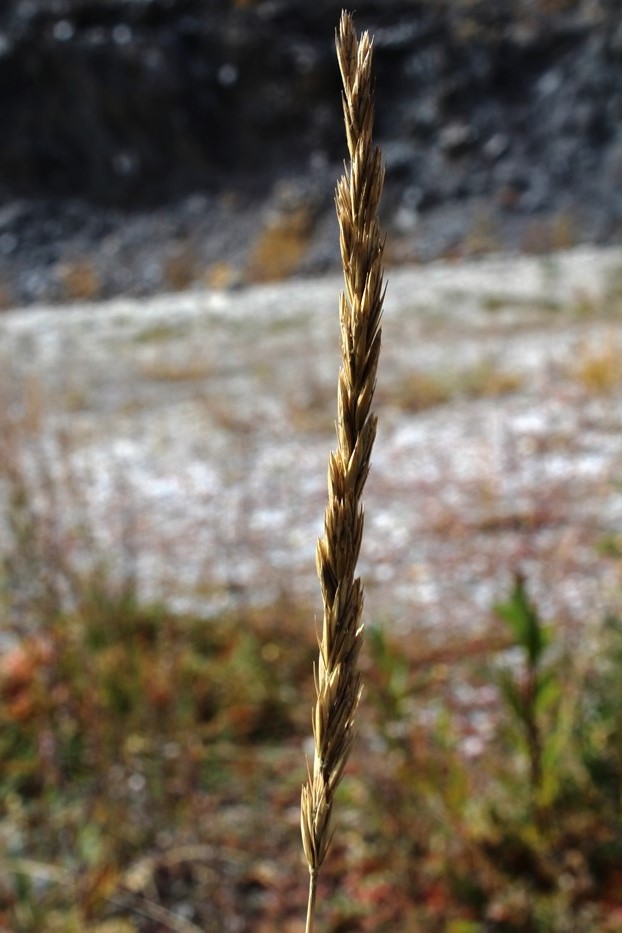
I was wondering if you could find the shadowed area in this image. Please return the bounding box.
[0,0,621,306]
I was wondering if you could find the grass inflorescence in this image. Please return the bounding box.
[300,12,385,930]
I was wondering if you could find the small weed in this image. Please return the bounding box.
[521,212,577,255]
[482,294,509,313]
[494,573,559,816]
[205,260,237,289]
[134,322,189,344]
[245,205,314,283]
[55,259,103,303]
[481,294,562,314]
[386,360,522,412]
[571,337,622,393]
[596,533,622,559]
[163,243,200,292]
[576,613,622,811]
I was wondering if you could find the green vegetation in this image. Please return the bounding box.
[1,457,622,930]
[383,360,523,413]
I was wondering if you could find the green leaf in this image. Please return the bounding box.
[534,667,561,713]
[494,573,550,666]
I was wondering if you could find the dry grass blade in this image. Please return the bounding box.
[300,10,385,931]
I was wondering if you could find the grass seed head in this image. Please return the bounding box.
[301,10,385,928]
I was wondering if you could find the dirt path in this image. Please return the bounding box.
[2,246,622,642]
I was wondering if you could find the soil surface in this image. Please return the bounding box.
[2,246,622,644]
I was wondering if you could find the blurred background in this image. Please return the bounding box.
[1,0,621,306]
[3,3,622,929]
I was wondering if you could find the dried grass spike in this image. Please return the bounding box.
[300,10,385,932]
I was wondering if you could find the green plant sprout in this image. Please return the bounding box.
[494,572,560,824]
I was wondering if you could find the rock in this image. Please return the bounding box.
[0,0,620,303]
[439,122,479,157]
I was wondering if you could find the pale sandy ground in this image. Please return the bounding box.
[1,245,622,645]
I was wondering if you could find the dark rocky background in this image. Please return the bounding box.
[1,0,621,305]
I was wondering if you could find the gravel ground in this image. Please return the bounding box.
[2,245,622,644]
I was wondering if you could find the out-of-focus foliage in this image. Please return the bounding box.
[1,569,622,928]
[1,384,621,929]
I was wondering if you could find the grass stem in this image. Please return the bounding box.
[305,869,318,933]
